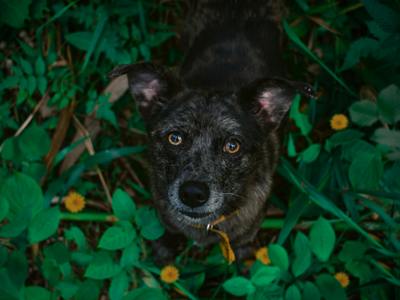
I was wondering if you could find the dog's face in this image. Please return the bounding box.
[110,63,313,236]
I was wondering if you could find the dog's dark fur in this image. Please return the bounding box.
[110,0,313,263]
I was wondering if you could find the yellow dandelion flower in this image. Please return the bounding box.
[64,191,85,213]
[330,114,349,131]
[160,265,179,284]
[255,247,271,265]
[335,272,350,288]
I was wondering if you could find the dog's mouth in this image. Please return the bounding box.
[179,210,212,219]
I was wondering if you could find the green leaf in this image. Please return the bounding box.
[135,207,165,240]
[28,207,61,244]
[302,281,321,300]
[35,56,46,75]
[349,100,378,126]
[112,189,136,221]
[345,260,372,283]
[316,274,346,300]
[110,272,129,300]
[309,217,335,262]
[363,0,400,33]
[349,152,383,190]
[377,84,400,124]
[121,243,140,268]
[55,281,79,299]
[98,222,136,250]
[340,38,379,71]
[37,77,47,95]
[24,286,52,300]
[298,144,321,163]
[65,226,87,251]
[65,32,93,51]
[342,140,376,162]
[74,280,101,300]
[27,75,37,95]
[251,266,281,287]
[0,268,20,300]
[5,250,28,289]
[123,287,166,300]
[326,129,364,149]
[285,285,301,300]
[289,95,312,136]
[0,173,44,221]
[0,0,31,28]
[18,124,51,161]
[85,252,122,280]
[223,276,255,297]
[338,241,368,262]
[287,133,297,157]
[292,232,311,277]
[0,196,9,222]
[269,244,289,271]
[371,128,400,148]
[20,59,33,75]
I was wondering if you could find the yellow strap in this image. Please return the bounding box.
[190,210,239,264]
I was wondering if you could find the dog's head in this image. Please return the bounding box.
[110,63,314,233]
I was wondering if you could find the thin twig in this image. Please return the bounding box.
[72,115,113,205]
[14,92,49,137]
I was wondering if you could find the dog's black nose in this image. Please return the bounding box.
[179,181,210,208]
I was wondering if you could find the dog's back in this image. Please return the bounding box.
[180,0,285,91]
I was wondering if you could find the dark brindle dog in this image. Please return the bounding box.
[110,0,313,263]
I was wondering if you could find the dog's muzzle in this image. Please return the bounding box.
[178,180,210,208]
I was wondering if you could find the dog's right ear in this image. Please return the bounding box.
[109,63,180,121]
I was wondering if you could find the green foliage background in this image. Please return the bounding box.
[0,0,399,299]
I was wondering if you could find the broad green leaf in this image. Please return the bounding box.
[316,274,346,300]
[325,129,364,150]
[35,56,46,75]
[18,124,51,161]
[85,252,122,280]
[0,268,20,300]
[135,207,165,240]
[285,285,301,300]
[302,281,321,300]
[43,242,70,264]
[289,94,312,136]
[340,38,379,71]
[123,287,166,300]
[98,222,136,250]
[251,266,281,287]
[20,59,33,75]
[112,189,136,221]
[0,197,9,222]
[287,133,297,157]
[349,100,378,126]
[371,128,400,148]
[269,244,289,271]
[338,241,368,262]
[24,286,52,300]
[0,209,31,238]
[342,140,376,162]
[345,260,372,283]
[110,272,129,300]
[55,281,79,299]
[74,280,101,300]
[378,84,400,123]
[349,152,383,190]
[37,77,47,95]
[121,243,140,268]
[309,217,335,262]
[65,32,93,51]
[0,173,44,220]
[223,276,255,297]
[65,226,87,250]
[28,207,61,244]
[0,0,31,28]
[298,144,321,163]
[292,232,311,277]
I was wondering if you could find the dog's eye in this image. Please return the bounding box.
[223,139,241,154]
[167,131,183,145]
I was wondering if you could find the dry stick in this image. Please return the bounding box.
[60,75,129,172]
[14,92,49,137]
[120,156,145,188]
[72,115,113,205]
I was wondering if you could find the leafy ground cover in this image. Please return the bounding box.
[0,0,399,299]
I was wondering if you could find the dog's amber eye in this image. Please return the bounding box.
[168,132,183,145]
[223,139,240,154]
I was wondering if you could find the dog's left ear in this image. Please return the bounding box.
[109,63,181,121]
[239,78,315,128]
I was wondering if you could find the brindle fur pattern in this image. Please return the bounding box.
[110,0,314,262]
